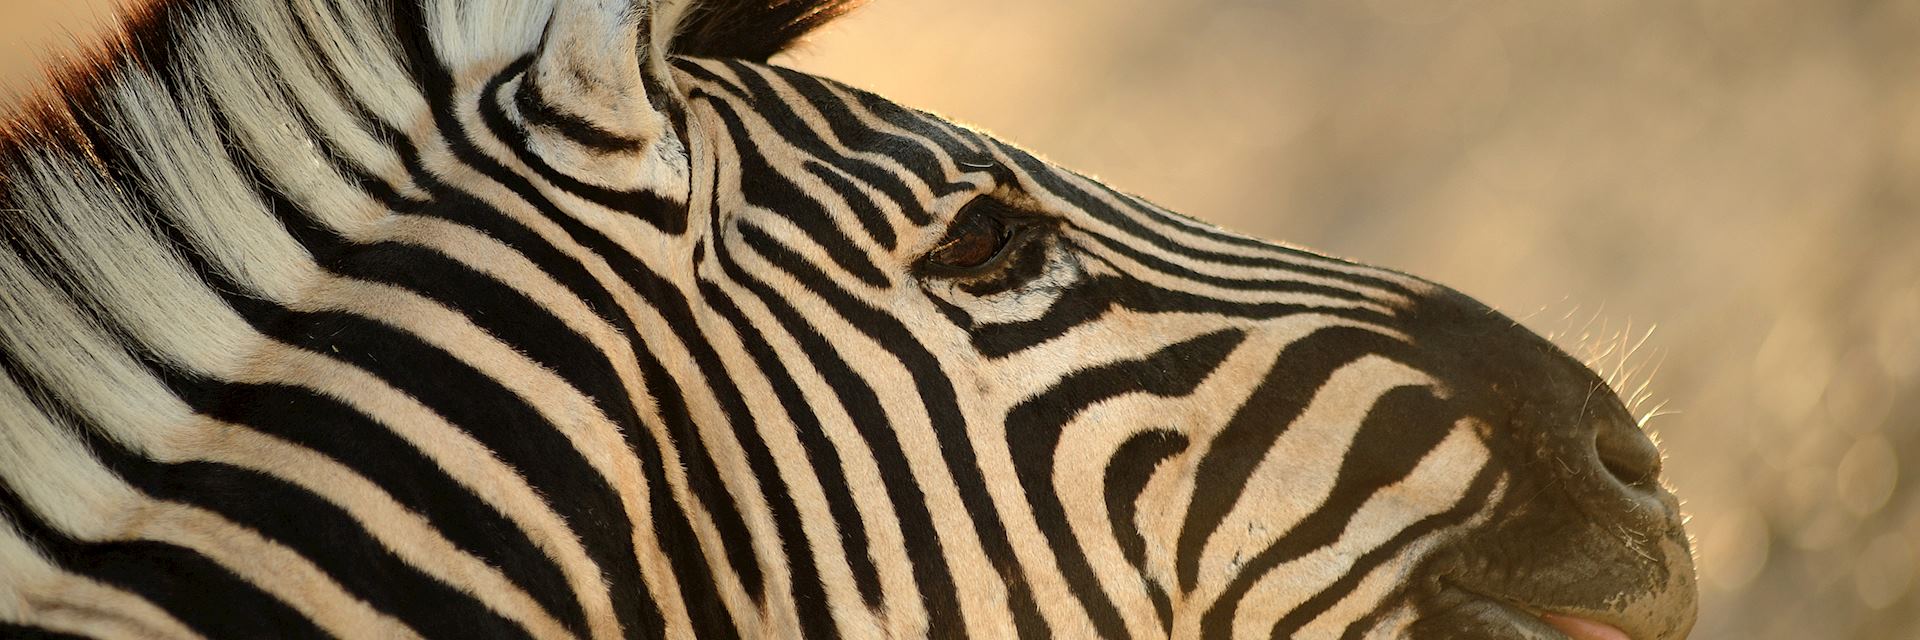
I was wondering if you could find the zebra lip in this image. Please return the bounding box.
[1537,612,1633,640]
[1501,601,1637,640]
[1449,583,1642,640]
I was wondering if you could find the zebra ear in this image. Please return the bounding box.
[524,0,870,137]
[521,0,690,210]
[529,0,676,134]
[661,0,868,61]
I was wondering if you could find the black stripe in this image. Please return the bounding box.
[993,143,1423,301]
[681,61,951,228]
[700,94,892,288]
[1104,430,1190,572]
[1081,231,1375,300]
[711,236,965,631]
[966,256,1389,359]
[1279,466,1501,639]
[523,203,841,640]
[480,58,687,233]
[404,173,696,640]
[281,97,429,213]
[1103,429,1190,636]
[49,319,538,639]
[700,60,945,233]
[738,223,1054,638]
[202,382,588,638]
[700,276,876,628]
[516,68,649,153]
[275,10,433,213]
[1198,385,1461,638]
[1114,187,1425,294]
[396,188,710,640]
[783,65,988,172]
[387,8,738,634]
[105,125,660,636]
[18,43,557,637]
[1006,331,1246,640]
[622,328,746,640]
[0,622,89,640]
[260,308,647,633]
[142,462,529,639]
[756,64,984,212]
[1175,327,1413,591]
[804,160,898,250]
[0,455,319,640]
[280,8,446,216]
[381,147,697,640]
[1146,581,1176,638]
[205,89,646,637]
[0,357,331,640]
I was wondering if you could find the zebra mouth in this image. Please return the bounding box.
[1444,584,1639,640]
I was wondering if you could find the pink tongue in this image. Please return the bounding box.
[1539,613,1632,640]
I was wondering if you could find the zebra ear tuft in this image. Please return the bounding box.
[661,0,868,61]
[531,0,670,121]
[523,0,691,209]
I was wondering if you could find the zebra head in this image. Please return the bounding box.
[523,2,1702,637]
[0,0,1696,638]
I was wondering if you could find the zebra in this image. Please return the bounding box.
[0,0,1699,637]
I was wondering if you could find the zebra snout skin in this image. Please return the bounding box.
[1398,288,1700,640]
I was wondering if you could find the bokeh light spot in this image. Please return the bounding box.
[1854,532,1916,610]
[1836,435,1898,517]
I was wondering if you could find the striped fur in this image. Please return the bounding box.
[0,1,1697,638]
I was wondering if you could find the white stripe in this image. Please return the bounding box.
[7,151,263,379]
[102,71,319,302]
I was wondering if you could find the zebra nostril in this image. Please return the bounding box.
[1592,418,1662,491]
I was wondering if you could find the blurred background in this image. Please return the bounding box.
[5,0,1917,637]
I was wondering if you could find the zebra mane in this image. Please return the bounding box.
[0,0,866,162]
[0,0,863,110]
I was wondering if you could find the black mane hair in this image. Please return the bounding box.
[668,0,867,61]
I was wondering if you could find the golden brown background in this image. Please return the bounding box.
[5,1,1918,638]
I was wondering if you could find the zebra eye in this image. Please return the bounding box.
[921,198,1043,276]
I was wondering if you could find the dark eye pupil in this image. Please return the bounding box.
[929,206,1010,269]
